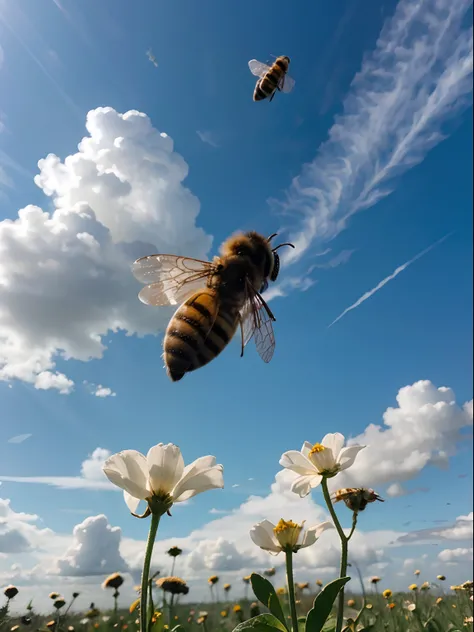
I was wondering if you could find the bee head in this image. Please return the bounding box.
[266,233,295,282]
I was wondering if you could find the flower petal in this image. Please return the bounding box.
[301,441,313,458]
[290,474,322,497]
[172,464,224,502]
[147,443,184,495]
[338,445,365,471]
[300,521,334,548]
[124,491,141,514]
[103,450,150,500]
[321,433,345,460]
[279,450,316,475]
[250,520,281,553]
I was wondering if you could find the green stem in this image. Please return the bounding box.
[140,513,161,632]
[113,591,119,621]
[148,578,154,629]
[169,593,175,626]
[171,557,176,577]
[347,512,358,540]
[285,549,299,632]
[321,477,348,632]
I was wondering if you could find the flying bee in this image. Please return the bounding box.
[248,56,295,102]
[132,231,295,382]
[332,488,384,512]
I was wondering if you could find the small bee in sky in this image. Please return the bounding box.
[248,56,295,102]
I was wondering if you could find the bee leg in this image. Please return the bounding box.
[239,315,245,357]
[269,91,276,102]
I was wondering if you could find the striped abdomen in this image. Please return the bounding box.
[253,64,285,101]
[163,290,239,382]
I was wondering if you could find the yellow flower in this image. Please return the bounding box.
[437,575,446,581]
[436,597,443,605]
[223,583,231,592]
[409,584,418,591]
[276,587,286,595]
[387,603,396,610]
[243,575,251,584]
[297,582,309,590]
[102,573,124,590]
[420,582,430,591]
[208,575,219,585]
[347,599,355,607]
[451,585,464,591]
[156,577,189,595]
[383,589,392,599]
[129,598,140,613]
[220,611,228,618]
[233,604,242,613]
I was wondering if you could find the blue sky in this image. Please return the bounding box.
[0,0,472,612]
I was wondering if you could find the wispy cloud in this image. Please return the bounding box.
[328,233,452,327]
[264,275,316,302]
[196,130,219,148]
[8,433,32,444]
[310,249,355,270]
[279,0,472,265]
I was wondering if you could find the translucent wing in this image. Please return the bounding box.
[279,73,295,94]
[240,283,276,363]
[248,59,271,78]
[131,254,213,306]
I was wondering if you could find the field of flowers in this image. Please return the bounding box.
[2,437,472,632]
[2,578,473,632]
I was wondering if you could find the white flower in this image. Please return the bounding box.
[250,518,333,555]
[103,443,224,514]
[279,433,365,497]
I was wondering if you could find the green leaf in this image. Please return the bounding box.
[321,615,336,632]
[251,573,287,628]
[171,626,185,632]
[150,616,165,632]
[232,613,289,631]
[305,577,351,632]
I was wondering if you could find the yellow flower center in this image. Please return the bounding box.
[273,519,303,551]
[309,443,326,455]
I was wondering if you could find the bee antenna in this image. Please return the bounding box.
[267,233,278,242]
[273,242,295,251]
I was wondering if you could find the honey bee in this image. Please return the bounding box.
[248,56,295,102]
[332,488,384,512]
[132,231,295,381]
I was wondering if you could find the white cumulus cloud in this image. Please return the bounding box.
[0,107,212,392]
[438,547,473,563]
[337,380,473,490]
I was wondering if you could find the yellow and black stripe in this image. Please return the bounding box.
[163,290,239,381]
[253,58,287,101]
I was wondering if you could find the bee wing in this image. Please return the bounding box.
[248,59,271,78]
[240,283,276,363]
[132,254,213,306]
[279,73,295,94]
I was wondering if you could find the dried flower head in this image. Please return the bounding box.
[333,488,384,512]
[242,575,251,584]
[250,602,260,617]
[20,617,32,626]
[370,576,381,585]
[297,582,310,590]
[264,568,276,577]
[316,579,323,587]
[156,576,189,595]
[420,582,430,591]
[208,575,219,585]
[3,585,19,600]
[49,592,60,600]
[86,607,100,619]
[54,599,66,609]
[383,589,392,599]
[167,546,183,558]
[436,597,443,605]
[414,570,421,576]
[102,573,124,590]
[46,622,56,630]
[437,575,446,581]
